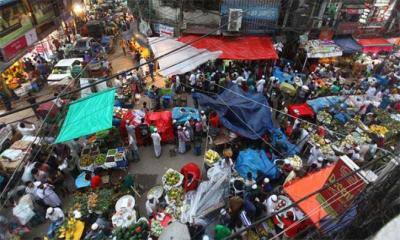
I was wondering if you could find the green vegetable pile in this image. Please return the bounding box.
[95,154,106,165]
[113,220,149,240]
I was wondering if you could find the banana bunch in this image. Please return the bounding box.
[369,124,388,136]
[204,149,220,165]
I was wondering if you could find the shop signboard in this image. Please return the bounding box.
[25,29,38,46]
[159,24,174,37]
[316,156,375,218]
[2,35,28,60]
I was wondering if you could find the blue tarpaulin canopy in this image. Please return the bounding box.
[307,96,345,113]
[333,37,362,55]
[172,107,200,125]
[270,128,299,157]
[195,84,274,139]
[235,149,280,180]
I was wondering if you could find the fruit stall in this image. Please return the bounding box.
[0,61,35,96]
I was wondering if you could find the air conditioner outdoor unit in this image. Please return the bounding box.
[228,8,243,32]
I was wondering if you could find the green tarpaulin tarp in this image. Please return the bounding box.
[55,88,115,143]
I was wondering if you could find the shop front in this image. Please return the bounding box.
[0,0,34,61]
[28,0,59,37]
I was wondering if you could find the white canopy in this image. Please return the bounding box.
[149,37,222,77]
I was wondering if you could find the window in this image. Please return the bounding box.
[0,1,29,37]
[185,0,221,11]
[160,0,179,8]
[30,0,55,25]
[160,0,220,11]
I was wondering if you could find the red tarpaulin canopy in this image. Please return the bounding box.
[145,111,174,143]
[283,165,335,228]
[357,38,394,54]
[178,35,278,60]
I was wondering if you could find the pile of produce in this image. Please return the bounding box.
[204,149,220,165]
[72,192,89,216]
[166,187,184,205]
[369,124,389,136]
[88,192,98,209]
[309,134,334,155]
[285,155,302,170]
[80,154,92,167]
[339,134,356,149]
[95,154,106,165]
[112,220,149,240]
[162,169,183,189]
[150,220,163,237]
[89,189,113,213]
[57,216,84,239]
[317,111,332,125]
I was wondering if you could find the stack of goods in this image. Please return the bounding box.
[162,169,185,218]
[79,144,99,171]
[204,149,221,166]
[104,147,125,168]
[309,134,334,155]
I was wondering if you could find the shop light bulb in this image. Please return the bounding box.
[73,4,84,15]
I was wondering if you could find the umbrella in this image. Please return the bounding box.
[159,222,190,240]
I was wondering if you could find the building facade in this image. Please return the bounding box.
[147,0,280,36]
[0,0,62,62]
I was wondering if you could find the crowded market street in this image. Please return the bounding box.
[0,0,400,240]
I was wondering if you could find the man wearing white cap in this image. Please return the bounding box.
[151,128,162,158]
[307,143,322,166]
[264,194,279,215]
[177,126,189,154]
[46,206,64,237]
[256,75,266,93]
[46,207,64,223]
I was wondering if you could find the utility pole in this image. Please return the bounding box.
[177,0,184,36]
[282,0,294,28]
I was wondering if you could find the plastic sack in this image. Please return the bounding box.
[181,165,231,224]
[13,200,35,225]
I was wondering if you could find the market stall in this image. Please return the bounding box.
[356,38,394,54]
[302,40,343,70]
[0,61,35,97]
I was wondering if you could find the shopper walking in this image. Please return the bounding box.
[151,128,162,158]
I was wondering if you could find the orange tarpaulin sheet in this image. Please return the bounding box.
[388,37,400,45]
[178,35,278,60]
[283,165,335,228]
